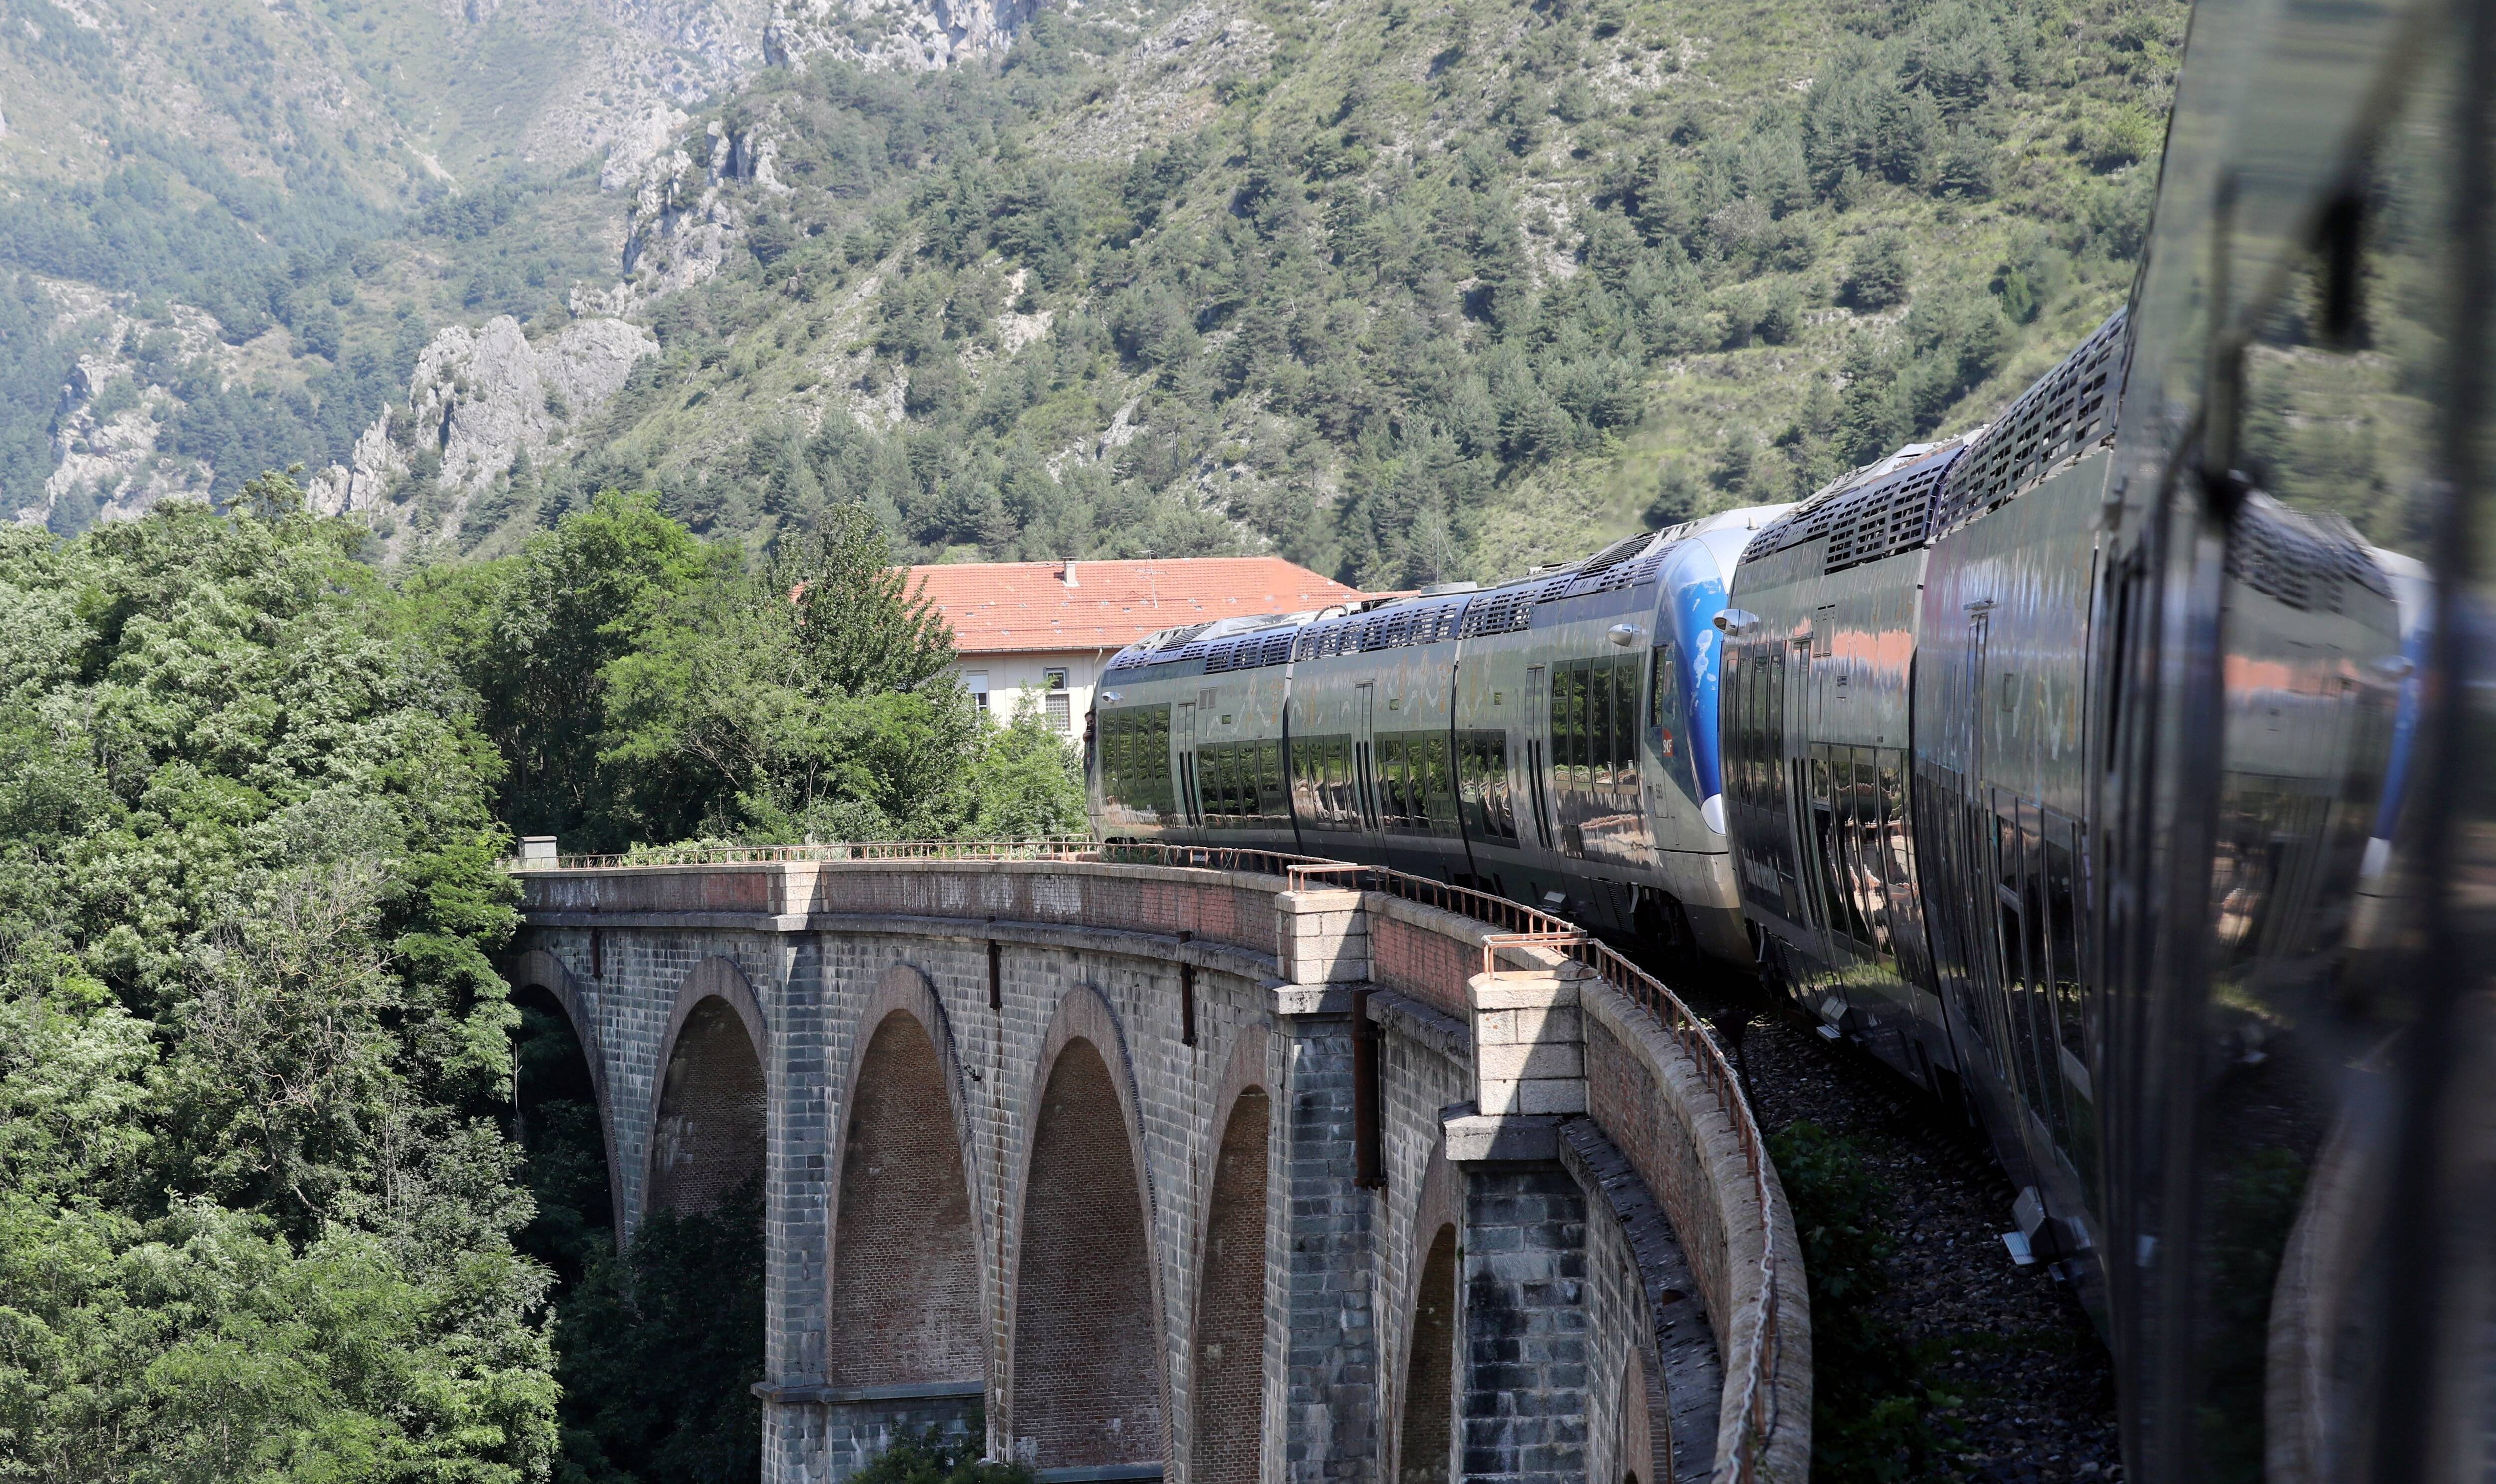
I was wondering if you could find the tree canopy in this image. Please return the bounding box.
[0,477,1085,1483]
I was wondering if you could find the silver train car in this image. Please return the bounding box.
[1726,311,2405,1337]
[1086,506,1789,959]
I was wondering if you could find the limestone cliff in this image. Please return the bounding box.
[309,316,658,533]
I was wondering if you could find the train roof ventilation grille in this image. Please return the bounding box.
[1743,451,1962,575]
[1459,589,1533,638]
[1934,309,2129,537]
[1821,456,1959,574]
[1202,626,1309,674]
[2225,495,2391,613]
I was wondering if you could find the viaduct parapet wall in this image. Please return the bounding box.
[508,851,1809,1484]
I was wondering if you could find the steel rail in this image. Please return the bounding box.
[506,836,1786,1477]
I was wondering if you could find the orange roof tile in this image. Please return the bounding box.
[906,558,1375,655]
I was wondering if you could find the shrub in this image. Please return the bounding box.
[1843,232,1912,310]
[849,1429,1035,1484]
[1769,1121,1934,1482]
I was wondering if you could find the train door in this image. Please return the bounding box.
[1281,678,1307,854]
[1785,636,1828,944]
[1952,605,2037,1187]
[1524,665,1555,851]
[1368,683,1388,838]
[1175,700,1202,836]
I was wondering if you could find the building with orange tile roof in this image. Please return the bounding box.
[905,557,1374,736]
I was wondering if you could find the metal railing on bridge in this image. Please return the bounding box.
[506,835,1786,1480]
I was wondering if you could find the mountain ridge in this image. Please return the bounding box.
[2,0,2184,584]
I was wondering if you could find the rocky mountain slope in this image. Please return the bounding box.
[3,0,2186,582]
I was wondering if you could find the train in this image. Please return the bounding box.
[1087,0,2496,1469]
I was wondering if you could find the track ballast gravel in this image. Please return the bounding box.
[1684,969,2122,1484]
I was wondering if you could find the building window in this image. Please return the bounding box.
[1043,668,1071,732]
[967,671,990,716]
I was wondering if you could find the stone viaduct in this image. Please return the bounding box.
[506,848,1809,1484]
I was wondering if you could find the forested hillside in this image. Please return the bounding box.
[537,0,2182,584]
[5,0,2185,586]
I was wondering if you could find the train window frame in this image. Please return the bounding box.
[1648,642,1674,748]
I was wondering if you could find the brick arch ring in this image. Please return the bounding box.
[823,961,995,1333]
[1192,1023,1274,1265]
[507,947,625,1237]
[1181,1023,1276,1470]
[1003,982,1170,1458]
[640,954,772,1237]
[1386,1135,1463,1484]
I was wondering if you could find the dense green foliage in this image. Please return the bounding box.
[0,479,556,1479]
[846,1429,1035,1484]
[551,1183,768,1484]
[0,477,1085,1481]
[1766,1121,1935,1481]
[409,491,1088,851]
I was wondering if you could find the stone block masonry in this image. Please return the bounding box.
[508,856,1806,1484]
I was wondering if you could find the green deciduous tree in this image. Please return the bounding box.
[0,477,557,1482]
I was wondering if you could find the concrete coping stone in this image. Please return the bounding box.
[748,1377,984,1405]
[1368,988,1470,1060]
[1267,982,1360,1018]
[1443,1111,1564,1164]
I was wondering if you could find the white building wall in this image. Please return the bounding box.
[955,649,1115,742]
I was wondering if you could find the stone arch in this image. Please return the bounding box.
[1617,1344,1671,1484]
[1188,1028,1273,1484]
[507,948,623,1237]
[645,956,770,1220]
[826,963,986,1390]
[1008,985,1165,1472]
[1395,1144,1462,1484]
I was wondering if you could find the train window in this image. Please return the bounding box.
[1808,749,1844,942]
[1576,659,1595,789]
[1291,734,1354,831]
[1100,707,1176,825]
[1420,734,1456,827]
[1875,755,1913,973]
[1367,731,1455,834]
[1614,654,1640,788]
[1456,730,1518,843]
[1855,749,1892,963]
[1326,737,1358,826]
[1745,654,1767,805]
[1257,740,1287,819]
[1648,643,1673,743]
[1834,750,1861,948]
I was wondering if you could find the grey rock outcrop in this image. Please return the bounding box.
[309,315,658,525]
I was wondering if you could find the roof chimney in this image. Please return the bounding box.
[1061,560,1079,588]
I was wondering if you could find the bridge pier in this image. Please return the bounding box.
[508,854,1808,1484]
